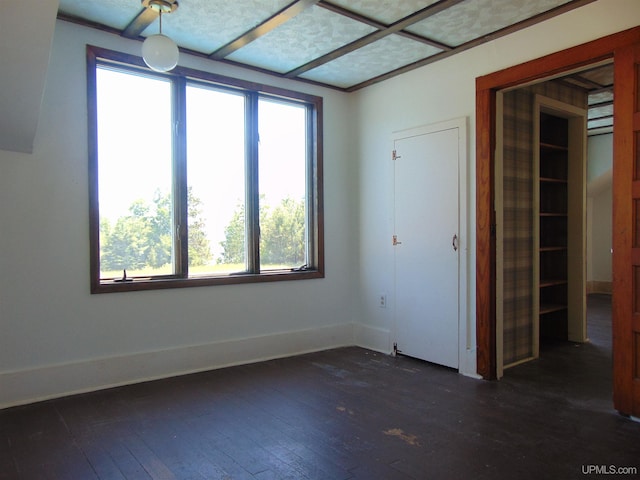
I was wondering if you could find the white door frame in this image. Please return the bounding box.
[391,117,476,377]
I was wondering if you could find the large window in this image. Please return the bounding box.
[87,46,323,293]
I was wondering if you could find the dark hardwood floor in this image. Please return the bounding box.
[1,294,639,479]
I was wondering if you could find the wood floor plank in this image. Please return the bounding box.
[184,412,310,479]
[134,420,225,479]
[1,295,639,479]
[120,433,178,480]
[76,435,127,480]
[102,437,153,480]
[221,396,354,478]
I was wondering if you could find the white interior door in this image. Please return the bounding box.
[393,124,460,369]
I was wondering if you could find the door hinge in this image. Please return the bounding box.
[393,342,401,355]
[393,235,402,246]
[392,150,401,161]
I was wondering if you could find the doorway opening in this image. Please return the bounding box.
[475,26,640,416]
[495,63,613,379]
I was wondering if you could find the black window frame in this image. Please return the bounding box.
[87,46,324,293]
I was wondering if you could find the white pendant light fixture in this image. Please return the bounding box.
[141,0,179,72]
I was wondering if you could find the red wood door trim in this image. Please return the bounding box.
[475,88,496,379]
[612,43,640,416]
[475,26,640,388]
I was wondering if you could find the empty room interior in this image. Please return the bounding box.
[1,1,640,478]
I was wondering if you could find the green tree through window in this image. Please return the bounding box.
[100,188,212,275]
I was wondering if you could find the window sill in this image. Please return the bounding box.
[92,269,324,294]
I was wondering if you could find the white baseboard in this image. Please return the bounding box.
[354,323,391,354]
[587,281,612,294]
[352,324,481,378]
[0,323,354,409]
[460,347,482,379]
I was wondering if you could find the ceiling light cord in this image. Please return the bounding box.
[141,1,179,72]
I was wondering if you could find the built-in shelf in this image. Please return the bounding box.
[540,142,569,151]
[538,110,570,342]
[540,303,568,315]
[540,279,568,288]
[532,95,587,359]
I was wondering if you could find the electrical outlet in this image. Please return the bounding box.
[378,293,387,308]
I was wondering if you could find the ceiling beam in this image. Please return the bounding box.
[588,100,614,108]
[285,0,464,78]
[565,74,606,89]
[588,113,614,122]
[209,0,321,60]
[587,128,613,136]
[122,7,158,38]
[317,1,452,51]
[590,84,614,95]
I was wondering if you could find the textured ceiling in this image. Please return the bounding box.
[560,63,614,135]
[57,0,610,134]
[58,0,598,92]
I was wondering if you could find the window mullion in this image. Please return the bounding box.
[245,93,260,273]
[174,77,189,277]
[305,104,315,267]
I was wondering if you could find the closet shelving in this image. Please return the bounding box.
[538,112,569,337]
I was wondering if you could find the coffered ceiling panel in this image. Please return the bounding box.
[327,0,441,25]
[57,0,142,30]
[406,0,574,46]
[589,91,614,105]
[227,5,376,74]
[300,34,443,88]
[154,0,294,53]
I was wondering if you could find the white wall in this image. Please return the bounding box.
[0,21,359,407]
[0,0,58,153]
[587,134,613,288]
[588,134,614,183]
[588,186,613,285]
[353,0,640,375]
[2,0,638,408]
